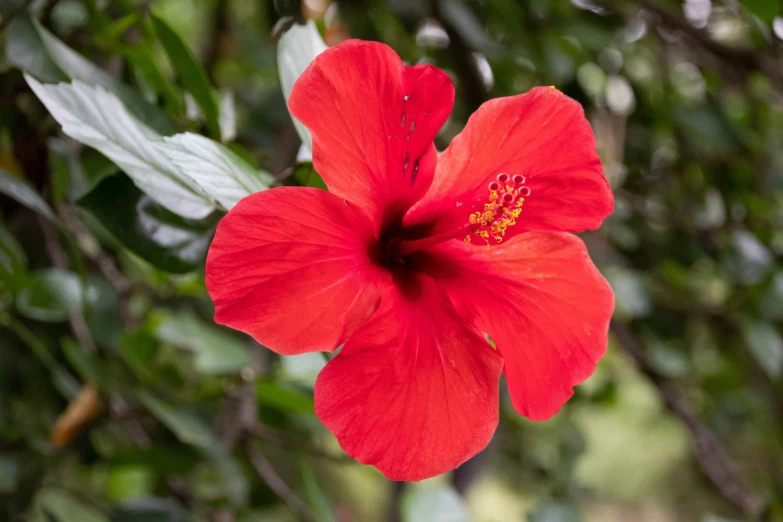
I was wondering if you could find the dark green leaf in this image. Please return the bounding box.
[120,332,158,383]
[256,381,315,414]
[742,0,781,23]
[122,46,185,116]
[200,445,249,506]
[5,17,67,83]
[16,269,83,322]
[0,0,26,18]
[138,391,216,448]
[111,502,193,522]
[84,276,124,347]
[110,446,197,476]
[77,175,215,274]
[292,162,327,189]
[302,462,336,522]
[0,216,27,286]
[31,489,109,522]
[151,15,220,138]
[0,168,58,222]
[11,17,177,135]
[61,337,106,389]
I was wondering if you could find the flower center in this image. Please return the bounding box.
[389,173,531,257]
[465,173,530,245]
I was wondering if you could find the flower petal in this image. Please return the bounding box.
[414,232,613,421]
[405,87,613,241]
[289,40,454,231]
[314,273,503,481]
[206,187,391,354]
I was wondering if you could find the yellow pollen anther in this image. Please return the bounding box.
[465,176,529,247]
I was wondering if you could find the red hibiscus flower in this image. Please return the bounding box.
[206,40,614,481]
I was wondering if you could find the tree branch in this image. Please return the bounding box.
[625,0,783,91]
[249,423,354,464]
[38,215,96,353]
[611,320,762,516]
[245,439,320,522]
[58,204,137,329]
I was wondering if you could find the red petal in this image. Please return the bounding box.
[405,87,613,240]
[289,40,454,231]
[315,273,503,481]
[205,187,391,354]
[415,232,613,420]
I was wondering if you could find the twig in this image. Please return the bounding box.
[109,395,152,448]
[249,423,354,464]
[58,204,137,329]
[611,320,762,516]
[386,481,405,522]
[38,215,96,353]
[204,0,230,82]
[245,440,320,522]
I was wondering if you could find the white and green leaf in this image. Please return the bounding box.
[160,133,270,210]
[26,74,215,219]
[277,20,327,153]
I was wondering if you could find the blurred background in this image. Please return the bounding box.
[1,0,783,520]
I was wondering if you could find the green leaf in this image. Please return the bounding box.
[5,17,67,83]
[528,503,582,522]
[122,45,185,117]
[84,276,124,348]
[151,15,220,139]
[292,162,327,189]
[201,445,250,507]
[120,332,158,383]
[61,337,106,389]
[16,269,83,322]
[30,489,109,522]
[110,445,197,476]
[0,455,20,494]
[402,485,469,522]
[256,381,315,414]
[761,272,783,320]
[154,309,250,375]
[0,216,27,286]
[0,168,58,222]
[107,465,155,502]
[137,392,249,506]
[741,320,783,379]
[110,503,194,522]
[301,462,336,522]
[138,391,217,448]
[13,17,177,135]
[77,175,215,274]
[742,0,781,23]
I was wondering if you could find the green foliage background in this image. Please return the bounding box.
[1,0,783,521]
